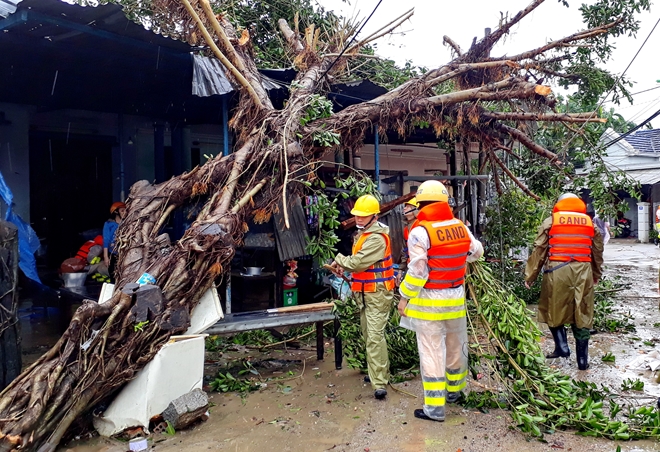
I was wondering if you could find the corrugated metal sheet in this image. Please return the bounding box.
[274,195,310,261]
[377,195,405,264]
[192,54,234,96]
[0,0,19,18]
[623,129,660,154]
[622,169,660,186]
[192,55,283,96]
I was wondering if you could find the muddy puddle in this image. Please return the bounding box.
[32,238,660,450]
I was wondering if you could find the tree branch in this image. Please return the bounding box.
[199,0,245,71]
[278,18,305,53]
[490,149,540,200]
[423,79,545,106]
[180,0,264,108]
[462,0,546,59]
[443,35,463,56]
[424,60,520,87]
[494,123,559,164]
[482,111,606,123]
[345,8,414,54]
[502,22,617,62]
[489,152,503,196]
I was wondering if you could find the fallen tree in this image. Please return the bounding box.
[0,0,650,450]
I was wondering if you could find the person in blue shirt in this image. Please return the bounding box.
[103,201,126,280]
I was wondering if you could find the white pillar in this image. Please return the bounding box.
[637,202,650,242]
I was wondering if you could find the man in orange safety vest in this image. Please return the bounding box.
[398,180,483,422]
[331,194,395,400]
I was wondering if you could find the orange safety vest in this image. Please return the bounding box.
[548,198,594,263]
[416,202,471,290]
[351,232,396,293]
[75,235,103,261]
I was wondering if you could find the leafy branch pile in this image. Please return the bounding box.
[332,295,419,382]
[303,171,378,263]
[593,275,635,333]
[466,261,659,441]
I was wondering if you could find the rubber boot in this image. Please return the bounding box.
[576,338,590,370]
[546,326,570,359]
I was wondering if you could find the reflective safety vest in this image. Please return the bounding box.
[400,202,472,322]
[75,235,103,261]
[548,211,594,262]
[351,232,396,293]
[419,221,471,289]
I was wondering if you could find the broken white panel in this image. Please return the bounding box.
[185,286,224,335]
[98,284,223,333]
[626,350,660,372]
[93,334,207,437]
[99,282,114,304]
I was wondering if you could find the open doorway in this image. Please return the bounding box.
[30,132,114,271]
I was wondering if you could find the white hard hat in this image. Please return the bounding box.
[558,193,578,201]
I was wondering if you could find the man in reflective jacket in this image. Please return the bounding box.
[398,181,483,422]
[525,193,604,370]
[332,194,395,400]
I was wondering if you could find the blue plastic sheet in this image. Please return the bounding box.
[0,170,41,283]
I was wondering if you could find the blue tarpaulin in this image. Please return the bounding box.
[0,170,41,283]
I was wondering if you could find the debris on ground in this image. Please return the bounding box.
[161,388,210,430]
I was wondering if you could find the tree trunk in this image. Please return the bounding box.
[0,0,626,448]
[0,221,20,391]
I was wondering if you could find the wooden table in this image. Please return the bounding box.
[206,310,343,369]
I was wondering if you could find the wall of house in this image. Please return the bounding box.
[0,102,32,221]
[601,136,660,170]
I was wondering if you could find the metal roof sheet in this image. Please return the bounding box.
[0,0,19,17]
[192,54,234,97]
[273,195,310,261]
[623,169,660,185]
[622,129,660,154]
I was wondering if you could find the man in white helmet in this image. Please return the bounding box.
[398,180,483,422]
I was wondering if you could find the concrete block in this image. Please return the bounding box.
[161,388,209,430]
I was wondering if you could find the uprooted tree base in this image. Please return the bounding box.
[0,0,647,450]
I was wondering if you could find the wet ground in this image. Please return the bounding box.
[19,238,660,451]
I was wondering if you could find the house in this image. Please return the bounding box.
[592,128,660,238]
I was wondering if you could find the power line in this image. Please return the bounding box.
[601,107,660,149]
[558,16,660,156]
[315,0,384,88]
[602,84,660,103]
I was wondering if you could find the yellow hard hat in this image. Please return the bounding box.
[404,197,419,208]
[415,180,449,203]
[351,194,380,216]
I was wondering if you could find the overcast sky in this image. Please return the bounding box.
[318,0,660,127]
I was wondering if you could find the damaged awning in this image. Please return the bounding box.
[191,55,286,97]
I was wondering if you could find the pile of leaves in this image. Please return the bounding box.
[333,260,658,441]
[332,295,419,382]
[465,261,659,441]
[593,275,635,333]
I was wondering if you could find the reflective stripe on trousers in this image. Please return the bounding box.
[417,318,468,421]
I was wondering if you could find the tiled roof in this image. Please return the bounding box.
[622,129,660,153]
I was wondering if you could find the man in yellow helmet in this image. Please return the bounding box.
[331,194,395,400]
[398,180,483,422]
